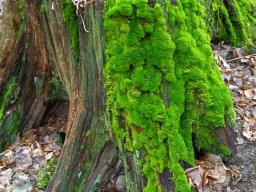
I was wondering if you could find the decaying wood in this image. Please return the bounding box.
[215,125,237,155]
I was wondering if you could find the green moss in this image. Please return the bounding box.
[76,115,111,191]
[0,77,17,121]
[16,0,25,38]
[104,0,236,191]
[49,72,66,101]
[205,0,256,46]
[0,112,21,152]
[217,144,232,157]
[18,0,24,21]
[39,0,47,13]
[0,77,21,151]
[38,157,58,189]
[166,0,235,155]
[61,0,79,55]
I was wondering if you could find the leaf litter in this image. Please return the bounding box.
[0,116,66,191]
[214,44,256,141]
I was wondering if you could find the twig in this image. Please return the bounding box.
[80,13,89,33]
[72,0,89,33]
[227,53,256,62]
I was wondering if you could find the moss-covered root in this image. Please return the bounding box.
[104,0,235,191]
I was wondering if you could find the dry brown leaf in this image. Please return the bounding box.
[35,142,44,155]
[45,152,53,161]
[202,169,210,186]
[244,89,254,99]
[186,166,203,192]
[0,168,13,185]
[244,116,253,123]
[228,165,242,183]
[242,83,250,90]
[242,122,251,139]
[194,153,230,189]
[0,149,15,168]
[252,109,256,118]
[250,135,256,141]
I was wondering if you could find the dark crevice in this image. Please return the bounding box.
[148,0,156,8]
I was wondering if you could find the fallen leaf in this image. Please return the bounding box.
[252,108,256,118]
[244,90,254,99]
[242,83,250,90]
[242,122,251,139]
[233,77,243,87]
[0,149,15,168]
[45,152,53,161]
[186,166,202,192]
[0,168,13,185]
[227,165,242,183]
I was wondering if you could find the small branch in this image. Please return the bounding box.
[72,0,89,33]
[80,13,89,33]
[227,53,256,62]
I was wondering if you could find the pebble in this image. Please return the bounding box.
[236,137,244,145]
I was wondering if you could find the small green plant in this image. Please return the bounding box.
[49,72,66,101]
[37,156,58,189]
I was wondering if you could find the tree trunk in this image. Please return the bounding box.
[0,0,255,191]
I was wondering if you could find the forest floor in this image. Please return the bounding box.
[0,45,255,192]
[215,43,256,192]
[0,102,68,192]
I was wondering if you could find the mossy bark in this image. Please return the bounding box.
[0,0,51,150]
[0,0,255,191]
[34,1,119,191]
[1,1,119,191]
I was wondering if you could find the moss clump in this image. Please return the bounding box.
[217,144,231,157]
[105,0,235,191]
[165,0,235,155]
[37,157,58,189]
[61,0,79,54]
